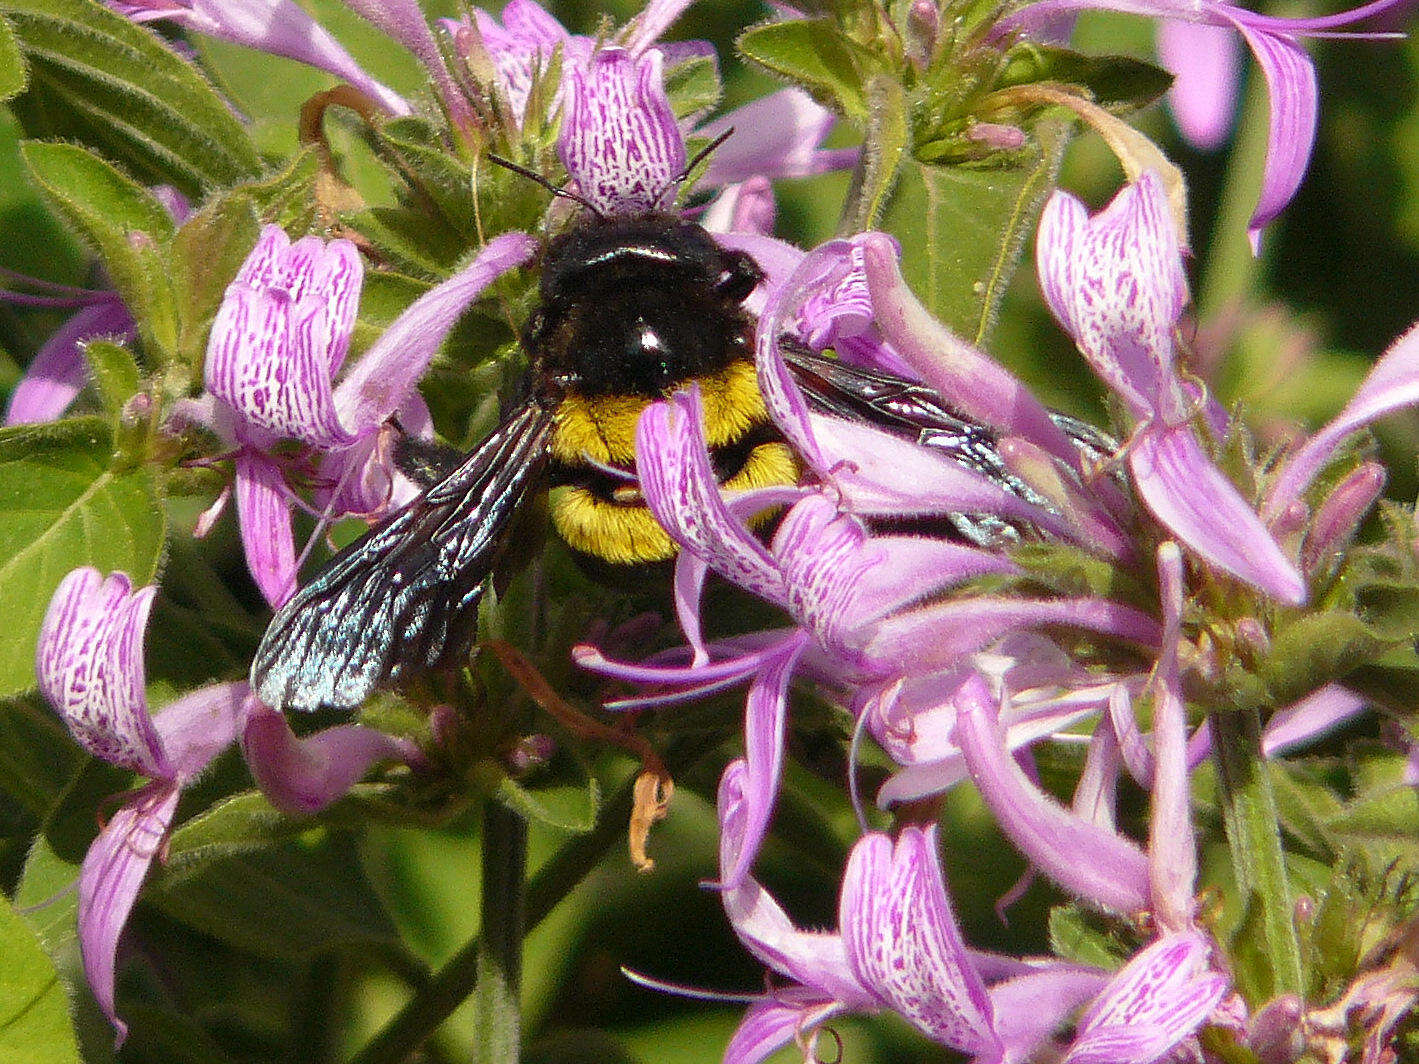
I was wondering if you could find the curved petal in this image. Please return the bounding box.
[1266,319,1419,517]
[37,568,168,778]
[636,394,786,605]
[333,232,538,433]
[234,450,297,609]
[242,702,419,814]
[841,828,1002,1057]
[700,177,777,237]
[338,0,468,122]
[79,783,181,1045]
[559,49,685,214]
[1130,424,1305,604]
[151,681,249,783]
[4,300,135,425]
[1157,21,1242,151]
[699,88,855,185]
[861,233,1084,467]
[989,967,1109,1061]
[954,674,1151,914]
[724,996,845,1064]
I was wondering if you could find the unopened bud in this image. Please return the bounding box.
[1247,994,1305,1064]
[906,0,940,68]
[967,122,1027,151]
[1235,617,1271,657]
[505,733,555,775]
[1300,461,1385,574]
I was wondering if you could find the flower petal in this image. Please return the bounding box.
[559,49,685,215]
[1130,423,1305,604]
[339,0,467,121]
[841,828,1002,1057]
[333,232,537,433]
[79,782,181,1045]
[151,682,249,783]
[699,88,856,185]
[234,450,298,609]
[699,177,777,237]
[721,636,809,890]
[4,300,135,425]
[989,966,1110,1061]
[1266,319,1419,517]
[242,701,419,814]
[1065,932,1229,1064]
[37,568,168,777]
[206,226,363,448]
[955,674,1151,914]
[1157,21,1242,151]
[636,393,787,606]
[724,996,847,1064]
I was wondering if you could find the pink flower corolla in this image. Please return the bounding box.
[181,224,537,608]
[107,0,410,115]
[1003,0,1406,249]
[711,759,1224,1064]
[577,388,1160,888]
[35,568,416,1042]
[1036,172,1305,604]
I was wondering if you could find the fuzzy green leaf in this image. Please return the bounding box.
[0,418,164,697]
[20,140,178,358]
[0,890,81,1064]
[1000,44,1173,112]
[2,0,260,194]
[171,193,261,371]
[737,18,867,119]
[0,695,81,820]
[83,340,141,422]
[0,14,27,101]
[881,119,1068,344]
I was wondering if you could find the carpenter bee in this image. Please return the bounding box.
[251,164,1103,714]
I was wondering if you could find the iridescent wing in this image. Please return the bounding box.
[252,400,555,713]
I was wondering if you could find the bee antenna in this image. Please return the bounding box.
[485,153,605,219]
[651,126,735,209]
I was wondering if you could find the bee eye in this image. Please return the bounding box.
[714,252,763,303]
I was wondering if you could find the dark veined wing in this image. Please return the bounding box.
[252,400,555,713]
[781,343,1117,546]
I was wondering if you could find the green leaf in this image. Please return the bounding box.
[0,891,81,1064]
[663,53,721,122]
[1047,904,1125,969]
[737,18,867,120]
[2,0,260,194]
[170,193,261,370]
[0,695,80,820]
[20,141,178,358]
[83,340,141,423]
[373,118,480,246]
[881,119,1068,344]
[1251,610,1392,712]
[1000,45,1172,113]
[0,14,27,102]
[151,836,402,961]
[13,835,79,956]
[0,418,165,698]
[165,791,315,872]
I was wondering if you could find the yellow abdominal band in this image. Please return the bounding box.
[548,361,799,565]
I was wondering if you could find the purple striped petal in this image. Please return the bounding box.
[1130,423,1305,604]
[724,996,846,1064]
[242,702,420,814]
[954,674,1152,914]
[206,226,363,448]
[841,828,1002,1057]
[722,636,809,890]
[559,49,685,215]
[1036,176,1190,424]
[79,782,181,1046]
[334,232,537,433]
[4,299,135,425]
[234,450,297,609]
[37,568,168,778]
[1064,932,1229,1064]
[113,0,410,114]
[1266,320,1419,518]
[1157,21,1241,151]
[717,761,872,1003]
[636,394,787,606]
[860,233,1084,468]
[1227,21,1317,253]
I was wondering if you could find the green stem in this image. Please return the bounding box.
[347,747,702,1064]
[473,802,527,1064]
[1208,708,1304,998]
[1196,70,1271,316]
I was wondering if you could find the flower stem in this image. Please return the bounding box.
[1208,708,1304,998]
[473,800,527,1064]
[1196,70,1270,315]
